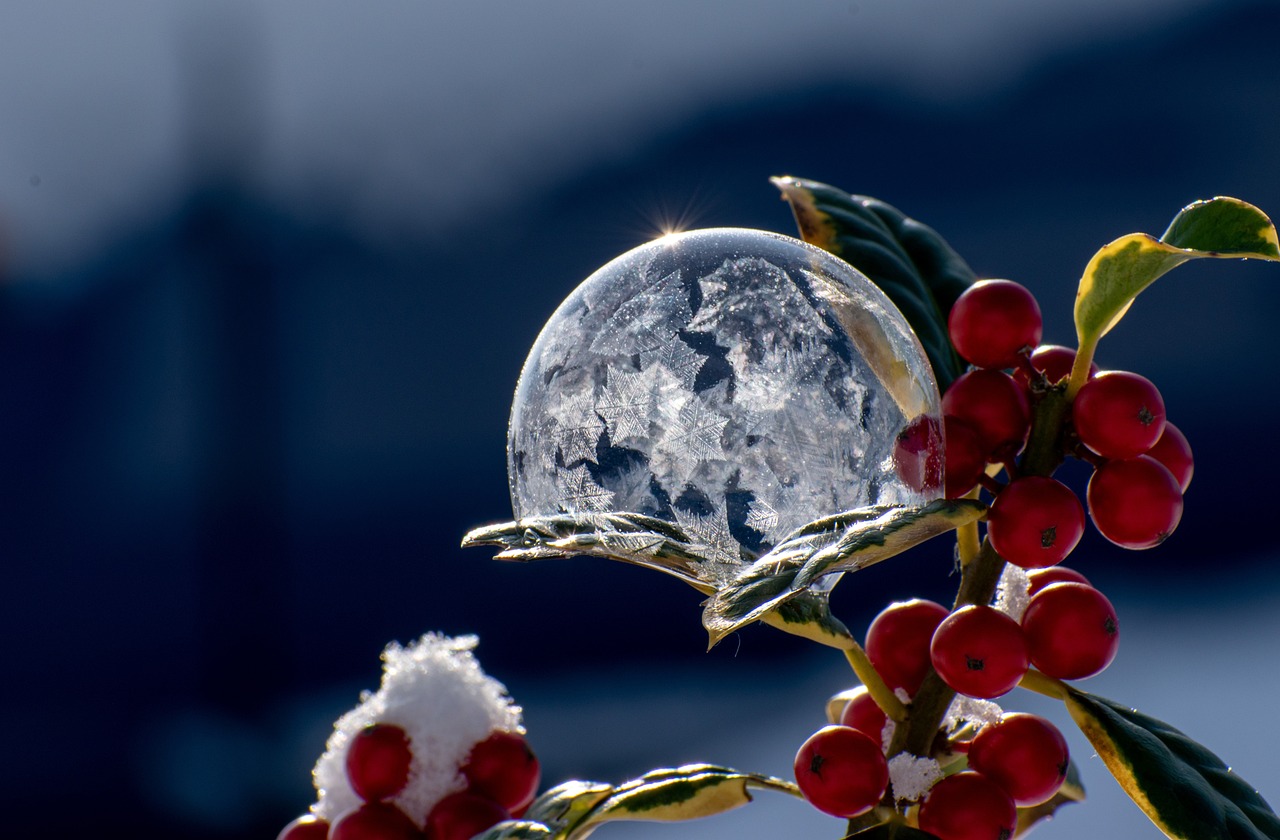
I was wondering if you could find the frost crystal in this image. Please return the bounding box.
[887,753,943,802]
[311,633,522,828]
[507,229,943,574]
[994,563,1032,622]
[944,694,1004,731]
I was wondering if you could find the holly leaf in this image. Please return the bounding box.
[702,499,986,648]
[478,766,800,840]
[1072,197,1280,386]
[574,764,800,832]
[772,176,976,391]
[1065,686,1280,840]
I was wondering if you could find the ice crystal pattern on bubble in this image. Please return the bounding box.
[508,228,941,578]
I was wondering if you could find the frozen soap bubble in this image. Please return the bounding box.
[507,227,942,572]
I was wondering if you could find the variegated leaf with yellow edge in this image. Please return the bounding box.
[1065,686,1280,840]
[1071,197,1280,394]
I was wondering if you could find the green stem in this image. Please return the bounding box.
[1018,668,1070,701]
[1066,335,1099,399]
[886,378,1074,762]
[844,645,908,722]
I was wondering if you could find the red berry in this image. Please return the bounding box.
[1147,421,1194,493]
[463,731,541,814]
[793,725,889,818]
[837,686,888,741]
[1022,582,1119,680]
[948,279,1043,370]
[331,802,423,840]
[424,792,510,840]
[918,771,1017,840]
[942,370,1031,459]
[943,417,987,499]
[929,606,1028,699]
[968,713,1069,806]
[277,815,330,840]
[1014,344,1098,389]
[866,599,950,694]
[1087,455,1183,549]
[1072,371,1166,459]
[893,414,944,495]
[1026,565,1090,597]
[987,476,1085,569]
[346,723,413,802]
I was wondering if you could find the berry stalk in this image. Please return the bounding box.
[885,381,1073,761]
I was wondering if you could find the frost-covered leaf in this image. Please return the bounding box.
[1073,197,1280,379]
[1065,687,1280,840]
[702,499,986,648]
[772,176,975,391]
[1013,757,1085,838]
[462,512,856,649]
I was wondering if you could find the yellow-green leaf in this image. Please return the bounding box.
[571,765,800,837]
[1065,687,1280,840]
[473,821,556,840]
[701,499,986,648]
[1072,197,1279,392]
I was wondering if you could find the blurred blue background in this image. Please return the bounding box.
[3,1,1279,837]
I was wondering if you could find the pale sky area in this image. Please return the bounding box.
[0,0,1217,274]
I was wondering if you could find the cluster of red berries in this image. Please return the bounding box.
[278,727,540,840]
[793,598,1076,837]
[944,278,1192,550]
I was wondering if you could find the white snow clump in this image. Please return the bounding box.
[311,633,523,828]
[994,562,1031,622]
[887,753,943,802]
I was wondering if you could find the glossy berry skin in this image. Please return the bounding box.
[1147,421,1194,492]
[346,723,414,802]
[1022,582,1120,680]
[793,725,889,818]
[277,815,330,840]
[930,605,1029,699]
[1073,371,1166,459]
[330,802,424,840]
[1026,565,1090,597]
[463,731,541,813]
[942,370,1031,459]
[987,476,1085,569]
[837,686,888,742]
[968,713,1069,806]
[918,771,1017,840]
[1087,455,1183,549]
[948,279,1043,370]
[943,417,987,499]
[866,599,951,694]
[424,792,510,840]
[1014,344,1098,390]
[893,415,944,495]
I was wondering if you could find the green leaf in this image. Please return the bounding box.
[772,176,976,391]
[1065,687,1280,840]
[473,821,556,840]
[1072,197,1279,388]
[702,499,986,647]
[575,764,799,832]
